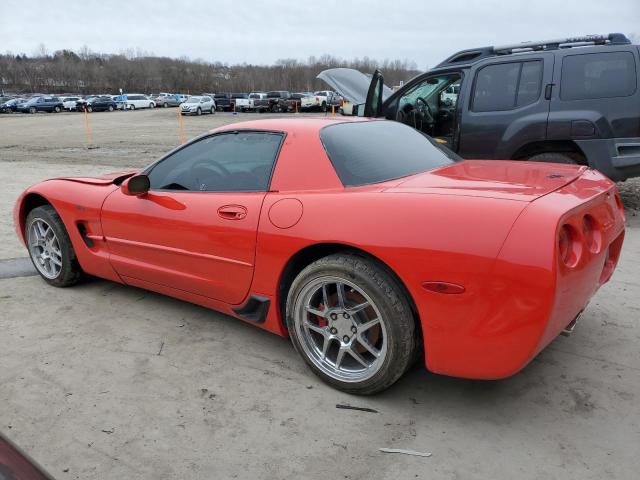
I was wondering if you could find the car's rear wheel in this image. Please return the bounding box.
[527,152,578,164]
[107,105,114,112]
[210,107,215,114]
[129,104,135,110]
[271,104,279,113]
[25,205,82,287]
[29,107,36,114]
[321,102,327,112]
[87,105,93,113]
[286,254,417,394]
[163,102,168,108]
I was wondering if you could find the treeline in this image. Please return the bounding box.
[0,48,420,94]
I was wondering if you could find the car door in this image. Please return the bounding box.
[456,54,554,159]
[100,130,284,305]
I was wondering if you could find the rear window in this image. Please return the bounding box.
[560,52,637,100]
[320,121,458,187]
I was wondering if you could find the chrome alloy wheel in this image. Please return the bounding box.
[27,218,62,279]
[293,276,387,383]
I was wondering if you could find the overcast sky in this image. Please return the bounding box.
[1,0,638,69]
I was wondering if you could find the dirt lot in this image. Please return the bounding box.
[1,109,639,479]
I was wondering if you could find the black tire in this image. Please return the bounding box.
[29,107,36,114]
[108,105,114,112]
[25,205,82,287]
[196,107,202,116]
[527,152,578,164]
[321,102,327,112]
[163,102,168,108]
[87,105,93,113]
[271,103,279,113]
[286,253,417,394]
[210,107,215,114]
[54,106,61,113]
[149,103,155,109]
[129,104,135,110]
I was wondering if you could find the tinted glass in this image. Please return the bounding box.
[320,121,457,187]
[472,62,520,111]
[266,91,281,98]
[516,61,543,106]
[147,132,283,192]
[560,52,637,100]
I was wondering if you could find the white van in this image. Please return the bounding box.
[124,94,155,110]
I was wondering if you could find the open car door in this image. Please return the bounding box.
[316,68,393,116]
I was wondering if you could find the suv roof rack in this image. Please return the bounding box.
[436,33,631,68]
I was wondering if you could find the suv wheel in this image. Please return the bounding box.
[286,253,417,394]
[108,105,114,112]
[29,107,37,114]
[87,105,93,113]
[53,106,61,113]
[196,107,202,116]
[163,102,168,108]
[527,152,578,164]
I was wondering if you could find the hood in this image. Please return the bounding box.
[384,160,587,202]
[54,170,138,185]
[317,68,394,104]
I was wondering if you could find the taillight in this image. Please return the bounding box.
[558,224,581,267]
[581,214,602,253]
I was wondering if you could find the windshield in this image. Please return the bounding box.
[320,121,458,187]
[25,97,41,105]
[187,96,202,103]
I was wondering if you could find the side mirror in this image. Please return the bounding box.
[121,174,150,196]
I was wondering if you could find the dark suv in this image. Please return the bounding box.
[17,96,64,114]
[320,33,640,181]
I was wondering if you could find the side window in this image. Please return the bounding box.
[472,63,520,112]
[472,61,543,112]
[560,52,637,101]
[147,132,283,192]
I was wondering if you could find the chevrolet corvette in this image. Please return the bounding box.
[14,118,625,394]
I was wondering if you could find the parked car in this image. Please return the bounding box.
[248,92,267,111]
[155,94,186,108]
[288,93,307,112]
[180,96,215,115]
[253,91,291,112]
[213,93,232,111]
[319,33,640,181]
[124,94,155,110]
[231,93,250,112]
[61,96,82,111]
[18,96,63,114]
[76,96,117,112]
[0,432,54,480]
[14,117,624,394]
[300,91,341,112]
[0,98,25,113]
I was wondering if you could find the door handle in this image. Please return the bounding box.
[218,205,247,220]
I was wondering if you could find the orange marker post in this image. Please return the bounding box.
[83,107,93,146]
[177,107,185,145]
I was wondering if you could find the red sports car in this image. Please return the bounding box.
[14,118,625,394]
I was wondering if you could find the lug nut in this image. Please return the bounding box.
[343,336,350,343]
[343,313,350,319]
[351,326,357,333]
[330,327,337,334]
[330,313,338,320]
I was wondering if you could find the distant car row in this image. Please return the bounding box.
[0,90,345,115]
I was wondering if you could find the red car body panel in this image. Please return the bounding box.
[14,118,626,379]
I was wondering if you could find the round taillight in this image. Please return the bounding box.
[582,214,601,253]
[558,224,581,267]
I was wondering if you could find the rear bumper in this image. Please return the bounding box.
[576,137,640,181]
[420,169,625,379]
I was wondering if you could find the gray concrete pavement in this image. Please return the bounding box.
[1,110,639,479]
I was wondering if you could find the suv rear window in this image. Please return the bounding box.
[560,52,637,100]
[320,121,458,187]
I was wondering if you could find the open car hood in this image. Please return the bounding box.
[54,170,138,185]
[317,68,394,105]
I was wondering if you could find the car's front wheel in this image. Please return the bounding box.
[25,205,82,287]
[286,253,417,394]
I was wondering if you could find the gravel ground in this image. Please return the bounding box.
[0,109,639,479]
